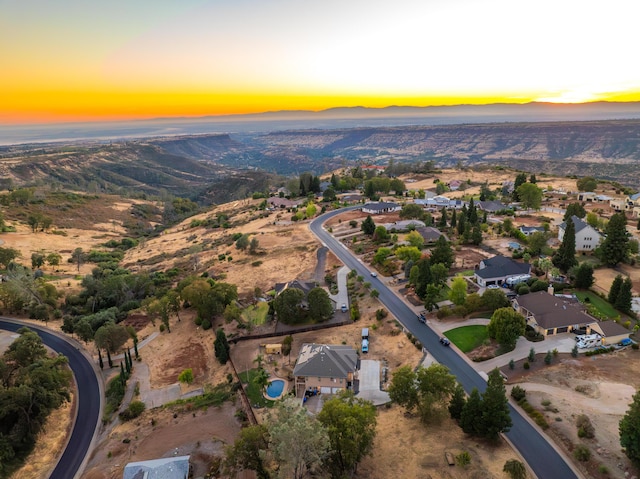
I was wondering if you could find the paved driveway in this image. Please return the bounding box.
[357,359,390,405]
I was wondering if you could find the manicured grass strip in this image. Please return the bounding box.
[242,301,269,325]
[444,325,489,353]
[574,291,618,318]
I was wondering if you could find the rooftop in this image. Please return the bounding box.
[293,343,358,379]
[123,456,190,479]
[515,291,596,329]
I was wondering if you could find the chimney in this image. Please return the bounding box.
[547,285,554,296]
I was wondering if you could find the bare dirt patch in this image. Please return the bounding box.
[505,350,640,478]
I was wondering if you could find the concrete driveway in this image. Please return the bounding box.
[329,265,350,311]
[357,359,390,405]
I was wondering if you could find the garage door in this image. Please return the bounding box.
[331,387,342,394]
[320,387,331,394]
[557,327,568,333]
[546,329,554,335]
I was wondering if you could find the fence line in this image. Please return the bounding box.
[227,356,258,426]
[228,320,352,344]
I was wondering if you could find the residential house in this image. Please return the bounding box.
[382,220,426,232]
[448,179,463,191]
[610,192,640,214]
[362,202,401,214]
[293,343,358,396]
[123,456,190,479]
[512,290,596,336]
[558,215,603,252]
[591,320,632,345]
[474,255,531,287]
[577,192,597,202]
[414,226,446,244]
[268,197,301,209]
[477,200,508,213]
[417,195,465,210]
[519,226,546,236]
[341,194,364,203]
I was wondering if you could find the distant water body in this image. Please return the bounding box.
[3,103,640,146]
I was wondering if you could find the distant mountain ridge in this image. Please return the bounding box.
[3,101,640,146]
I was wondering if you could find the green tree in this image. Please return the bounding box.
[527,232,547,256]
[482,289,510,311]
[512,173,528,201]
[45,252,62,268]
[620,390,640,468]
[576,176,597,192]
[178,368,194,384]
[0,247,20,269]
[224,424,270,479]
[249,237,260,254]
[424,284,440,312]
[94,321,130,353]
[395,246,422,263]
[430,235,454,269]
[448,384,466,421]
[307,287,334,322]
[586,211,599,228]
[214,328,230,364]
[471,225,483,245]
[460,388,483,435]
[553,216,577,272]
[414,258,432,299]
[563,202,587,221]
[400,203,424,220]
[449,276,467,306]
[144,296,172,333]
[235,234,250,251]
[438,207,447,228]
[406,230,424,249]
[572,263,594,289]
[600,212,630,267]
[516,183,543,210]
[317,392,377,477]
[481,368,512,441]
[389,364,457,424]
[503,459,527,479]
[282,335,293,362]
[615,277,633,314]
[71,247,85,273]
[31,252,45,269]
[488,307,526,350]
[373,225,389,243]
[361,215,376,236]
[267,398,330,479]
[450,208,457,228]
[273,287,305,324]
[608,274,623,304]
[430,263,448,288]
[373,247,392,265]
[457,212,467,235]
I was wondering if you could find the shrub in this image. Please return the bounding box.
[576,414,595,439]
[573,444,591,462]
[571,345,579,357]
[201,318,212,330]
[119,400,146,421]
[509,359,515,370]
[598,464,609,475]
[455,451,471,467]
[633,343,639,350]
[523,361,530,370]
[511,385,527,402]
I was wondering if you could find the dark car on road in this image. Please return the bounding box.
[439,337,450,346]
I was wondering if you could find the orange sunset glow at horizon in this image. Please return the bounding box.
[2,0,640,125]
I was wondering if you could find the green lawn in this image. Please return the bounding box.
[239,368,274,408]
[574,290,618,319]
[242,302,270,325]
[444,325,489,353]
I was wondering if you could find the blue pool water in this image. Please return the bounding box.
[265,379,285,399]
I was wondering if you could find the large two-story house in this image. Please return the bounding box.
[293,343,358,396]
[558,215,603,252]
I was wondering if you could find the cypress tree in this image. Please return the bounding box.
[127,348,133,367]
[214,328,230,365]
[134,337,139,359]
[438,207,447,228]
[460,388,483,436]
[480,369,512,441]
[457,212,466,236]
[448,384,466,421]
[125,353,131,375]
[120,362,126,382]
[615,277,633,314]
[98,349,104,370]
[608,274,623,305]
[553,216,577,272]
[450,209,457,228]
[600,212,630,267]
[107,349,113,368]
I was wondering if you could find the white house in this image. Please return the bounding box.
[558,215,603,252]
[361,202,401,214]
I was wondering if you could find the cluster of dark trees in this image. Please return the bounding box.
[0,328,72,476]
[272,286,334,325]
[438,199,484,245]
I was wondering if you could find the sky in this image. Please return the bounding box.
[2,0,640,124]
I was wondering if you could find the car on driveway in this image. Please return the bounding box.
[370,271,377,277]
[439,337,450,346]
[341,303,347,312]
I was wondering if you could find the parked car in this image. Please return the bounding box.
[439,337,450,346]
[341,303,347,313]
[370,271,377,277]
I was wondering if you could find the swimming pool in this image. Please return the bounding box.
[265,379,286,400]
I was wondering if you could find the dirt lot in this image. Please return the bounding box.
[504,350,640,479]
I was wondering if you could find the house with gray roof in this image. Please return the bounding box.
[477,200,508,213]
[513,290,597,336]
[123,455,190,479]
[362,202,401,214]
[415,226,446,244]
[558,215,602,252]
[474,255,531,287]
[591,320,631,345]
[382,219,426,232]
[293,343,358,396]
[519,225,546,236]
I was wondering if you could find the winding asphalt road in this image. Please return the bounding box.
[0,318,101,479]
[310,208,582,479]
